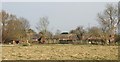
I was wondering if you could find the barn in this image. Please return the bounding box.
[55,32,78,44]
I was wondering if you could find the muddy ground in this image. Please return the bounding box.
[1,44,118,60]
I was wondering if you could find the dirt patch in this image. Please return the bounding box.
[2,44,118,60]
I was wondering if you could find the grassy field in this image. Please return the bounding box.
[2,44,118,60]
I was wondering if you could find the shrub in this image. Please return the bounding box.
[21,43,30,46]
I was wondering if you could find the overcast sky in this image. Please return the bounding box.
[2,2,117,33]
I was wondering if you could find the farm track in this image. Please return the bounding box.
[1,44,118,60]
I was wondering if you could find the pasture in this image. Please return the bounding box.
[2,44,118,60]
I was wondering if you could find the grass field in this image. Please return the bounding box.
[2,44,118,60]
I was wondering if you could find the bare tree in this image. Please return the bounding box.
[36,16,49,35]
[0,22,1,43]
[0,10,10,42]
[88,27,102,37]
[97,3,118,44]
[118,2,120,34]
[19,17,30,30]
[97,4,118,35]
[0,10,30,43]
[0,11,2,43]
[19,17,30,40]
[70,26,85,40]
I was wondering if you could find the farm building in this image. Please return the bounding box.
[54,32,79,44]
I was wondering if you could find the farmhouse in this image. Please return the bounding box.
[54,32,78,44]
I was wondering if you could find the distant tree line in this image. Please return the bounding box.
[0,3,120,44]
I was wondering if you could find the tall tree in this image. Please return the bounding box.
[0,21,1,43]
[0,10,30,43]
[5,20,26,40]
[19,17,30,30]
[97,4,118,44]
[36,16,49,36]
[97,4,118,35]
[0,10,9,42]
[19,17,30,40]
[118,2,120,34]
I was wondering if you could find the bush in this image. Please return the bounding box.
[21,43,31,46]
[22,44,29,46]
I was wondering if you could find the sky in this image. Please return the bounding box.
[1,0,119,2]
[1,2,117,33]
